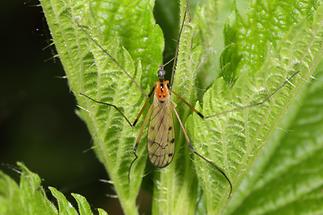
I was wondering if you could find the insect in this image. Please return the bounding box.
[77,2,300,199]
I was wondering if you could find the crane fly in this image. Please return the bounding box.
[142,68,175,167]
[77,1,301,199]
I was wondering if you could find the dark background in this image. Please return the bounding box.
[0,0,178,214]
[0,0,121,214]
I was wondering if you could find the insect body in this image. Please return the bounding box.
[148,75,175,167]
[130,66,177,169]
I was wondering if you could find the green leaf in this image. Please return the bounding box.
[40,0,323,214]
[0,163,57,215]
[228,63,323,214]
[188,0,323,214]
[49,187,78,215]
[0,163,106,215]
[40,0,163,214]
[98,208,109,215]
[71,193,93,215]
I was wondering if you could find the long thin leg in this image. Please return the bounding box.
[80,86,154,127]
[173,70,300,120]
[173,107,233,198]
[75,22,147,97]
[132,87,155,126]
[128,105,153,183]
[205,70,300,119]
[170,89,205,119]
[80,93,133,127]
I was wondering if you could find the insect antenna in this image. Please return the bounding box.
[161,56,175,68]
[170,1,189,87]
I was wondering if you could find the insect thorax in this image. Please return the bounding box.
[155,80,170,103]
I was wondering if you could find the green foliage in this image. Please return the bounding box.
[0,163,107,215]
[189,0,323,214]
[40,0,163,214]
[38,0,323,214]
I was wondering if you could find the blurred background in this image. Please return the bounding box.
[0,0,179,214]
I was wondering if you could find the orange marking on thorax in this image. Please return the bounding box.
[155,80,170,102]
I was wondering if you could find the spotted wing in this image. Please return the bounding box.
[147,100,175,167]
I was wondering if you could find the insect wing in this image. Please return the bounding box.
[148,98,175,167]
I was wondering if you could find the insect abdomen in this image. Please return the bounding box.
[147,95,175,167]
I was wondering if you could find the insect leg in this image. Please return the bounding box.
[132,86,155,126]
[80,87,154,127]
[205,70,300,119]
[80,93,133,127]
[170,89,205,119]
[173,70,300,120]
[173,107,233,198]
[75,22,147,97]
[128,104,154,183]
